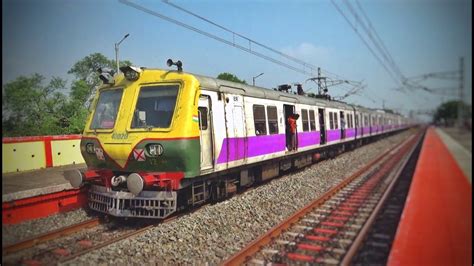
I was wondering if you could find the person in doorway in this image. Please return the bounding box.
[341,115,345,138]
[288,113,299,151]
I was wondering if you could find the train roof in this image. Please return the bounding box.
[121,67,404,118]
[193,73,356,111]
[192,73,401,118]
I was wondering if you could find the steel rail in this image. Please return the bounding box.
[341,131,423,264]
[223,130,420,265]
[58,224,155,263]
[3,218,100,254]
[58,213,179,263]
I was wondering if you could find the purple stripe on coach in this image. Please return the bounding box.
[327,129,341,142]
[297,131,320,148]
[216,134,286,164]
[363,127,370,135]
[345,128,356,138]
[216,127,366,164]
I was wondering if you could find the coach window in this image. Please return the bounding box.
[267,106,278,135]
[334,113,339,129]
[198,107,208,130]
[253,105,267,136]
[302,109,309,132]
[309,110,316,131]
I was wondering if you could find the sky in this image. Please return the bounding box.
[2,0,472,120]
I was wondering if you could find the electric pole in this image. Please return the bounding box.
[318,67,322,95]
[458,56,464,128]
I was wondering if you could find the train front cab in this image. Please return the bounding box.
[65,69,206,219]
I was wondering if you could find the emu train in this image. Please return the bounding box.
[64,61,412,219]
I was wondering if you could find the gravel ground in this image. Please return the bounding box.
[56,129,415,265]
[2,209,95,247]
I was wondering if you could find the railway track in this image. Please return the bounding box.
[224,129,424,265]
[2,216,163,265]
[3,218,101,255]
[2,207,185,266]
[350,131,424,264]
[2,130,419,265]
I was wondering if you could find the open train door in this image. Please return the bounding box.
[340,111,346,140]
[354,112,359,138]
[283,104,296,150]
[198,95,213,171]
[318,108,326,144]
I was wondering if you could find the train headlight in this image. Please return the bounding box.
[146,143,164,157]
[97,67,115,85]
[119,66,142,81]
[86,143,95,154]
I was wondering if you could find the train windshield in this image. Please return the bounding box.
[131,84,179,129]
[90,89,123,129]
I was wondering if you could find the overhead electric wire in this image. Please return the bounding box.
[120,0,316,76]
[406,70,460,81]
[343,0,396,75]
[162,0,319,73]
[162,0,364,87]
[334,0,419,97]
[162,0,368,89]
[331,0,404,92]
[354,0,405,80]
[121,0,369,100]
[124,0,368,87]
[349,1,449,100]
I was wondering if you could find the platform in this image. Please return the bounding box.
[436,127,472,182]
[387,127,472,265]
[2,163,86,202]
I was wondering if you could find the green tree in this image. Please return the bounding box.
[68,53,132,88]
[57,80,91,134]
[2,53,134,136]
[68,53,132,106]
[2,74,69,136]
[64,53,133,132]
[433,100,471,126]
[217,72,247,84]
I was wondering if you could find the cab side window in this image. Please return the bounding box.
[198,107,208,130]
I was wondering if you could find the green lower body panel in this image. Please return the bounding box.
[81,137,200,178]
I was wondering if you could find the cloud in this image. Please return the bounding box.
[280,42,331,64]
